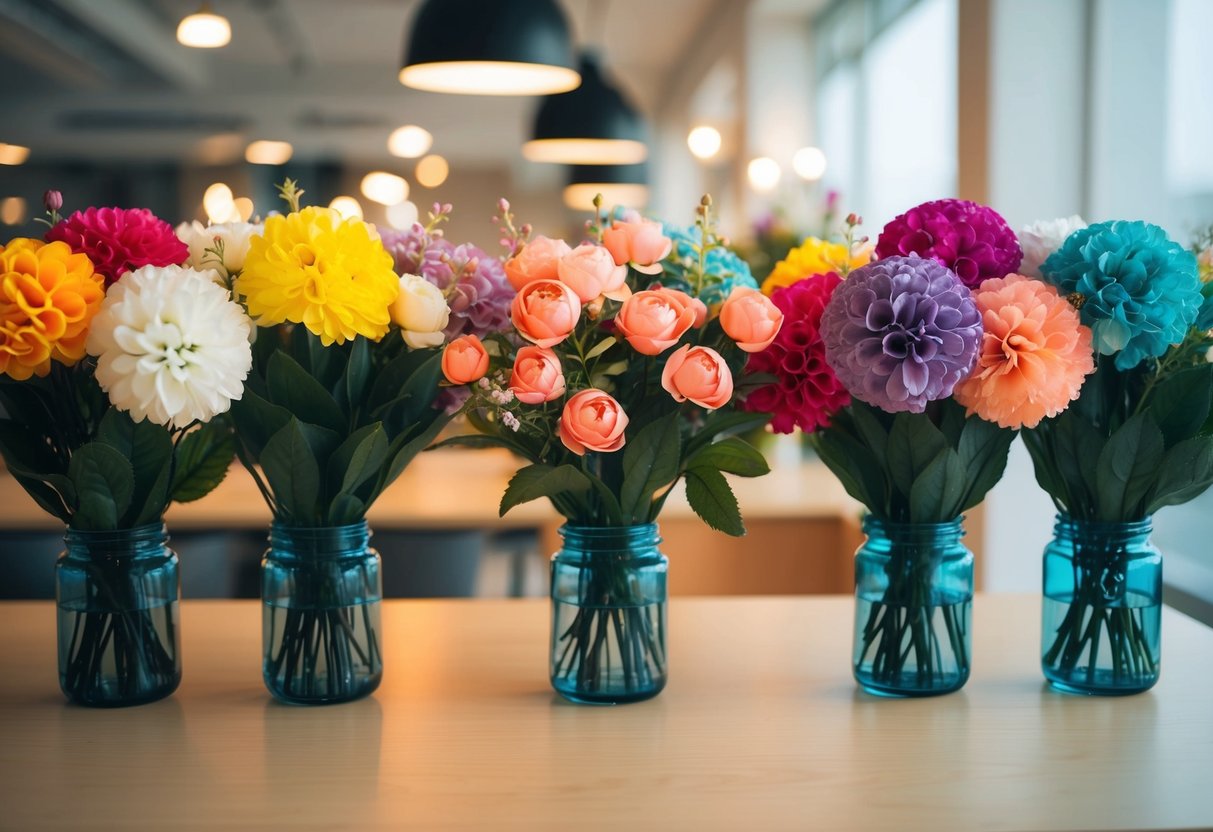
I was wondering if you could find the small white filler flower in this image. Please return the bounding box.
[87,265,253,429]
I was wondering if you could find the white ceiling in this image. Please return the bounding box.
[0,0,724,165]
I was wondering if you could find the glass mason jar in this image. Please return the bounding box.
[550,524,668,705]
[853,517,973,697]
[1041,515,1162,695]
[56,523,181,707]
[262,521,383,705]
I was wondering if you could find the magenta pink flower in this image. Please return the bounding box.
[742,273,851,434]
[46,207,188,286]
[875,199,1021,289]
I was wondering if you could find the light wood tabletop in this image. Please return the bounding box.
[0,596,1210,831]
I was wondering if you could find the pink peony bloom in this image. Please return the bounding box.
[557,243,630,303]
[742,273,851,434]
[509,346,565,404]
[46,207,189,286]
[875,198,1021,289]
[441,334,490,385]
[661,344,734,410]
[720,286,783,352]
[602,219,673,275]
[559,389,629,455]
[614,287,699,355]
[504,235,571,291]
[952,273,1094,429]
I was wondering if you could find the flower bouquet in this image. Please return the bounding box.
[0,193,251,706]
[224,183,508,704]
[744,201,1096,695]
[1019,217,1213,694]
[441,196,782,703]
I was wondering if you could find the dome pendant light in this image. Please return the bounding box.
[399,0,581,96]
[524,52,646,165]
[563,163,649,211]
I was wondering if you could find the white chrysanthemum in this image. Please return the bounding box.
[175,220,263,277]
[1019,215,1087,279]
[87,265,253,429]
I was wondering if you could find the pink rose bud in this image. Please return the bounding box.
[441,335,490,385]
[510,279,581,348]
[661,345,734,410]
[509,346,565,404]
[614,288,699,355]
[601,219,673,275]
[719,287,784,352]
[43,190,63,212]
[557,243,630,303]
[498,197,510,213]
[558,389,629,455]
[504,235,571,291]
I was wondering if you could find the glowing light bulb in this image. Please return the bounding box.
[388,125,433,158]
[360,172,409,206]
[245,140,293,165]
[792,146,827,181]
[0,143,31,165]
[177,6,231,48]
[747,157,781,193]
[686,126,722,160]
[203,182,235,223]
[328,196,364,221]
[386,201,419,230]
[415,155,449,188]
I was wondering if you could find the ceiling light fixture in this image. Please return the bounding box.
[792,146,827,181]
[523,53,646,165]
[1,197,27,225]
[203,182,235,223]
[399,0,580,96]
[0,143,31,165]
[386,201,419,230]
[360,172,409,206]
[388,125,433,159]
[245,140,293,165]
[562,163,649,212]
[415,155,449,188]
[687,126,722,160]
[328,196,364,221]
[747,157,782,193]
[177,3,231,48]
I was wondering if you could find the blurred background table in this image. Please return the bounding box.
[0,595,1209,831]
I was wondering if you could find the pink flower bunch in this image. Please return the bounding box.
[875,198,1022,289]
[46,207,189,286]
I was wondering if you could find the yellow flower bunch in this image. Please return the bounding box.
[237,206,400,345]
[761,237,872,295]
[0,239,105,380]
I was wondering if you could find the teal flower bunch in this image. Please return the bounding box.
[1041,220,1201,370]
[663,222,758,307]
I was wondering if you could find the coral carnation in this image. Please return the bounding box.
[47,207,188,286]
[875,199,1021,289]
[743,273,851,433]
[953,274,1095,429]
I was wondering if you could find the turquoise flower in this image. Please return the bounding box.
[661,223,757,307]
[1041,220,1201,370]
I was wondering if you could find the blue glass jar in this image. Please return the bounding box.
[262,521,383,705]
[853,517,973,696]
[550,524,668,705]
[1042,515,1161,695]
[56,524,181,707]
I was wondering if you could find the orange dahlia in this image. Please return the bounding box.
[953,274,1094,429]
[0,239,105,380]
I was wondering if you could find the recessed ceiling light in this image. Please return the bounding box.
[687,126,722,160]
[360,172,409,206]
[245,140,293,165]
[792,147,827,181]
[415,155,449,188]
[747,157,781,193]
[388,126,433,159]
[0,143,31,165]
[177,4,231,48]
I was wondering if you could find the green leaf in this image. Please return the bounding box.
[909,448,967,523]
[376,351,444,436]
[956,415,1016,511]
[684,467,745,536]
[171,422,236,503]
[0,420,65,478]
[684,410,772,458]
[687,436,770,478]
[1150,365,1213,445]
[1095,412,1165,520]
[68,443,135,530]
[368,348,439,411]
[847,402,890,463]
[341,337,373,417]
[12,473,73,522]
[327,424,390,509]
[260,419,322,523]
[266,351,347,434]
[811,428,887,513]
[230,388,291,458]
[500,463,592,516]
[96,409,174,524]
[378,412,452,493]
[1146,437,1213,513]
[291,324,342,390]
[584,336,617,360]
[620,411,681,521]
[887,413,948,501]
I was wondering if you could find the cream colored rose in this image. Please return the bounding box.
[175,220,263,277]
[392,274,450,348]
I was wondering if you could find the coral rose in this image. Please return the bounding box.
[441,334,490,384]
[720,286,784,352]
[953,274,1095,429]
[510,279,581,348]
[558,389,629,455]
[614,288,699,355]
[504,235,571,291]
[662,345,734,410]
[509,346,565,404]
[557,244,630,303]
[602,219,673,275]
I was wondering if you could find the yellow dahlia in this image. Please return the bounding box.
[761,237,872,295]
[236,207,400,345]
[0,239,105,380]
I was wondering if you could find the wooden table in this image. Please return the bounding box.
[1,596,1210,831]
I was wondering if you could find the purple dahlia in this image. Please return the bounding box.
[378,226,514,340]
[875,198,1021,288]
[821,255,981,413]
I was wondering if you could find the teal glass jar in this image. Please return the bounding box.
[56,524,181,707]
[853,517,973,697]
[262,521,383,705]
[1042,515,1161,695]
[550,524,668,705]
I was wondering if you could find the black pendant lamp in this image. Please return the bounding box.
[524,51,647,165]
[399,0,581,96]
[563,163,649,211]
